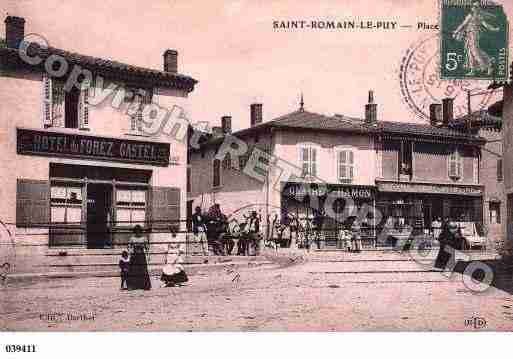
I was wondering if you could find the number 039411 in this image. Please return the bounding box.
[5,345,36,353]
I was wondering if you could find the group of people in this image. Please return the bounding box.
[118,225,188,291]
[191,204,262,256]
[338,221,364,253]
[117,212,474,289]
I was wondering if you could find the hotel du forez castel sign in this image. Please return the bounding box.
[17,128,171,166]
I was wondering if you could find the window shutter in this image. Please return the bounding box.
[338,150,354,181]
[151,187,180,231]
[52,80,65,127]
[311,148,317,176]
[449,160,456,177]
[300,148,307,176]
[79,82,90,129]
[349,151,354,179]
[42,74,52,127]
[16,179,50,227]
[338,152,344,180]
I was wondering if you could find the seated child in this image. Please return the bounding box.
[161,246,188,287]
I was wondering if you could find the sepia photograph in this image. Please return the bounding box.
[1,0,513,352]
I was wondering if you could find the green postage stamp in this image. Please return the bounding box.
[440,0,509,80]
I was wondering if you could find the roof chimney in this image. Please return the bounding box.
[442,98,454,126]
[250,103,263,127]
[221,116,232,134]
[365,90,377,123]
[163,49,178,73]
[5,16,25,50]
[429,103,443,126]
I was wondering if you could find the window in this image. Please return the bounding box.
[43,75,89,129]
[213,159,221,188]
[448,150,462,179]
[16,179,50,227]
[489,202,501,224]
[300,146,317,177]
[116,188,147,227]
[399,140,412,175]
[337,150,354,182]
[50,185,83,224]
[65,87,80,129]
[497,159,503,182]
[125,87,153,134]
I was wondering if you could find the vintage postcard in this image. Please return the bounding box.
[1,0,513,340]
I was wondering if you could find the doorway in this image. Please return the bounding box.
[87,183,113,249]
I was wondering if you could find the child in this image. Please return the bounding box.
[1,262,10,287]
[119,251,130,290]
[351,222,363,253]
[161,246,188,288]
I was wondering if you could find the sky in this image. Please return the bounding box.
[2,0,513,132]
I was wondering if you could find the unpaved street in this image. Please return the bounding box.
[2,252,513,331]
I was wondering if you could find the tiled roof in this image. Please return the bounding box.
[265,110,481,141]
[377,120,480,140]
[191,108,488,152]
[0,44,197,92]
[450,109,502,130]
[195,109,484,148]
[267,110,374,133]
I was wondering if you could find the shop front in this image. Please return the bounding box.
[281,181,377,247]
[375,180,484,236]
[15,129,181,249]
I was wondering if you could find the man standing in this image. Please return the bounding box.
[247,211,261,255]
[351,220,363,253]
[191,206,208,255]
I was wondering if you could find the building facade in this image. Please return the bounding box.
[376,99,485,242]
[0,16,197,272]
[189,92,488,247]
[501,82,513,250]
[450,109,504,248]
[188,102,379,247]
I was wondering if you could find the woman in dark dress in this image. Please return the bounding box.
[127,225,151,290]
[434,221,463,270]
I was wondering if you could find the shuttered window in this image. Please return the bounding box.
[16,179,50,227]
[43,76,89,129]
[42,73,53,127]
[151,187,180,231]
[448,150,462,179]
[300,146,317,177]
[52,79,66,127]
[337,150,354,182]
[489,202,501,224]
[497,159,503,182]
[79,81,90,129]
[126,87,153,134]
